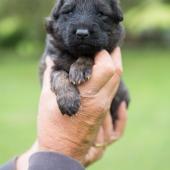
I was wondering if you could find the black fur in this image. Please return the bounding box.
[40,0,130,121]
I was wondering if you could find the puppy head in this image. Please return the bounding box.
[46,0,124,56]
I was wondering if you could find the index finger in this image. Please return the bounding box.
[99,47,123,99]
[111,47,123,76]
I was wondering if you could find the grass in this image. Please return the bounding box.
[0,46,170,170]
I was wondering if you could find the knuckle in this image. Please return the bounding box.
[103,63,115,76]
[114,67,123,77]
[97,100,109,114]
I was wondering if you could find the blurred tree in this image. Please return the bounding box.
[0,0,54,47]
[0,0,169,48]
[121,0,143,11]
[124,0,170,44]
[163,0,170,4]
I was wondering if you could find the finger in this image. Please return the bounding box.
[84,126,105,166]
[97,47,122,100]
[111,47,123,76]
[113,101,128,140]
[79,50,115,95]
[98,73,120,102]
[42,57,54,92]
[84,145,104,167]
[39,57,57,115]
[95,126,105,145]
[102,113,115,144]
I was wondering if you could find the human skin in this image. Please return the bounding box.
[16,47,127,170]
[84,101,127,166]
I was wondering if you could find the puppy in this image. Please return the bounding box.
[40,0,130,121]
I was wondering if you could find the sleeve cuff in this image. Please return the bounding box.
[28,152,84,170]
[0,157,17,170]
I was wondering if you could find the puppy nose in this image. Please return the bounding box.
[76,29,89,39]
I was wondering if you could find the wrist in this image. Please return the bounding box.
[16,142,39,170]
[16,142,85,170]
[38,137,89,162]
[16,140,83,170]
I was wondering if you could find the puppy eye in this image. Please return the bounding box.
[61,10,73,15]
[97,11,110,21]
[97,11,105,17]
[60,4,75,16]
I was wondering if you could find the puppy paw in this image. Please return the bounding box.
[57,94,80,116]
[51,70,81,116]
[69,58,93,85]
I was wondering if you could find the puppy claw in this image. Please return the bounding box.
[69,57,93,85]
[78,80,81,85]
[69,67,92,85]
[86,75,91,80]
[70,80,76,85]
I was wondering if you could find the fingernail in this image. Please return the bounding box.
[111,135,118,141]
[111,133,120,141]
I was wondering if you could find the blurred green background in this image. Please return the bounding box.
[0,0,170,170]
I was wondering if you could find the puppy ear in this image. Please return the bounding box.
[114,7,123,24]
[45,17,53,34]
[111,0,124,24]
[52,0,64,19]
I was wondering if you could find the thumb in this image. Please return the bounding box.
[42,56,54,92]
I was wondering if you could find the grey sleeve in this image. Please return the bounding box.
[0,158,17,170]
[28,152,84,170]
[0,152,85,170]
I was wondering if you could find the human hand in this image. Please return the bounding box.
[37,47,123,164]
[84,101,127,166]
[16,47,123,170]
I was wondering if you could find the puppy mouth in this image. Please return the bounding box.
[74,42,99,51]
[67,42,99,56]
[66,36,103,56]
[77,44,91,49]
[69,41,95,50]
[72,40,99,48]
